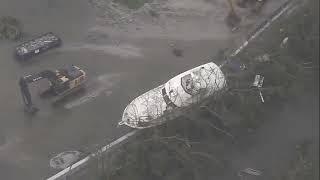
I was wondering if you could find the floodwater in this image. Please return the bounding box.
[0,0,301,179]
[0,0,233,179]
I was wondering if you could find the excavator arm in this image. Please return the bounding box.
[19,70,57,113]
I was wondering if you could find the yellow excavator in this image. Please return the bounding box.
[19,65,86,113]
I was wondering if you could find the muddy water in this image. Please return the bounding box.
[0,0,97,179]
[0,0,233,178]
[0,0,94,40]
[0,0,94,129]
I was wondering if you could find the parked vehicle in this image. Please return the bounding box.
[15,32,61,60]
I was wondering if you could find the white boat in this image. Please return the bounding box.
[119,62,227,129]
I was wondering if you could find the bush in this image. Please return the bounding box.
[0,16,22,40]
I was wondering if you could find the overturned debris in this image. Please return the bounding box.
[252,74,264,88]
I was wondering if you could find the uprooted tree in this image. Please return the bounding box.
[98,118,231,180]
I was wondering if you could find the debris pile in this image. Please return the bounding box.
[90,0,134,26]
[254,54,271,63]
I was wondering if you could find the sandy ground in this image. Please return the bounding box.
[0,0,290,179]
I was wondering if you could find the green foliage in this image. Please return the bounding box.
[0,16,22,40]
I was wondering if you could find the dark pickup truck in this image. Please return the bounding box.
[15,32,62,60]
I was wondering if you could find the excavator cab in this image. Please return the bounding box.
[19,65,86,113]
